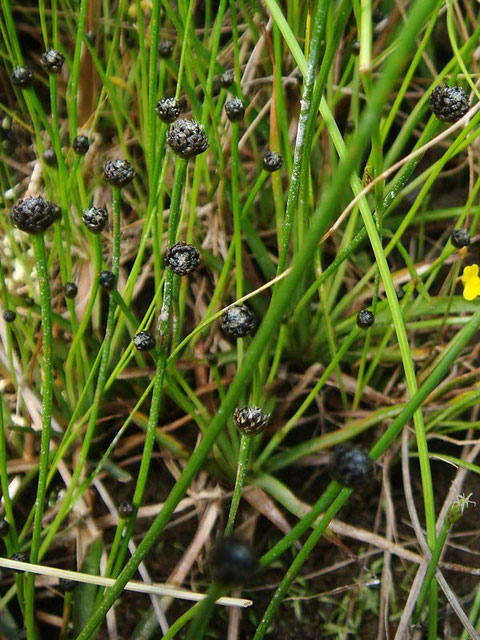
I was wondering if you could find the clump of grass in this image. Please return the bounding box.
[2,0,480,638]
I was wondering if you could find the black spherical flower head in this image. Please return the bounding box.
[82,206,108,234]
[12,66,33,88]
[210,537,257,587]
[10,552,28,571]
[0,518,9,537]
[328,445,374,488]
[42,149,57,167]
[166,119,209,159]
[103,158,135,187]
[133,330,156,351]
[225,97,245,122]
[429,85,469,122]
[58,577,76,592]
[158,40,174,58]
[64,282,78,299]
[99,270,116,291]
[164,241,200,275]
[451,227,470,249]
[357,308,375,329]
[221,305,257,339]
[40,49,65,74]
[219,69,234,88]
[73,135,90,155]
[11,196,58,234]
[118,501,134,518]
[263,150,283,172]
[155,97,180,124]
[3,310,16,323]
[233,406,270,437]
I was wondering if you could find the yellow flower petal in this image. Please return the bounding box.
[461,264,479,285]
[463,277,480,301]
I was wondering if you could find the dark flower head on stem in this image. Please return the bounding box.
[3,310,16,323]
[133,330,156,351]
[210,537,257,586]
[221,305,257,339]
[40,49,65,74]
[225,97,245,122]
[356,308,375,329]
[82,207,108,234]
[99,270,116,291]
[103,158,135,187]
[328,445,374,488]
[64,282,78,299]
[158,40,174,58]
[166,119,209,158]
[429,85,469,122]
[263,150,283,172]
[73,135,90,155]
[233,406,270,436]
[11,196,58,234]
[219,69,234,88]
[451,227,470,249]
[118,501,135,518]
[155,98,181,124]
[12,66,33,88]
[164,242,200,275]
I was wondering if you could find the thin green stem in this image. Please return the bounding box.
[24,234,54,639]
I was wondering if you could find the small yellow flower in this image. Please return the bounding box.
[461,264,480,301]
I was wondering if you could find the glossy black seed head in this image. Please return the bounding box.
[263,150,283,172]
[225,97,245,122]
[99,271,116,291]
[118,501,134,518]
[3,310,16,323]
[166,119,209,158]
[12,66,33,88]
[42,149,57,166]
[165,242,200,275]
[356,308,375,329]
[430,85,469,122]
[10,552,28,571]
[451,227,470,248]
[133,330,156,351]
[210,538,257,586]
[82,206,108,234]
[155,98,180,124]
[0,518,10,537]
[328,445,374,488]
[73,135,90,155]
[219,69,234,88]
[64,282,78,299]
[158,40,174,58]
[40,49,65,74]
[103,158,135,187]
[11,197,58,234]
[233,406,270,436]
[221,305,257,339]
[58,577,76,592]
